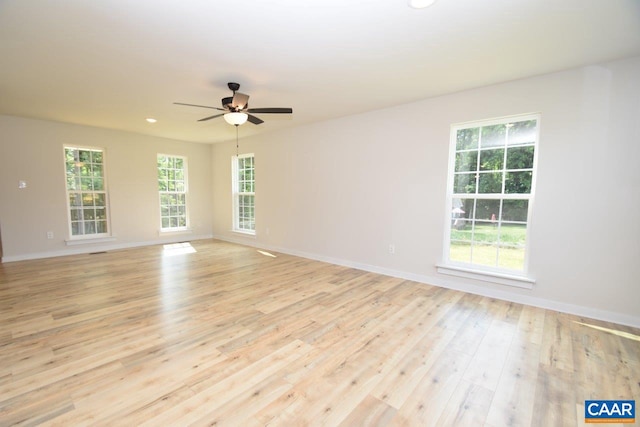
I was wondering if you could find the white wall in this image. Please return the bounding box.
[0,116,214,260]
[212,56,640,326]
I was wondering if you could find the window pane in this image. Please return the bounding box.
[69,193,81,207]
[455,151,478,172]
[84,208,95,220]
[81,193,94,206]
[453,173,476,194]
[473,221,499,244]
[84,221,96,234]
[456,128,479,151]
[480,124,506,148]
[70,209,81,221]
[92,151,103,163]
[449,241,471,263]
[499,223,527,247]
[471,243,498,266]
[96,221,108,234]
[451,199,469,230]
[93,178,104,191]
[79,150,91,164]
[477,172,502,193]
[497,246,525,270]
[479,148,504,171]
[71,222,82,236]
[451,224,473,242]
[502,200,528,222]
[95,208,106,220]
[506,146,534,170]
[505,171,532,194]
[81,178,93,190]
[94,193,105,207]
[67,176,77,190]
[507,120,537,146]
[475,199,500,221]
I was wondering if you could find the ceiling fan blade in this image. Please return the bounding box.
[174,102,225,111]
[232,92,250,110]
[247,114,264,125]
[247,107,293,114]
[198,113,225,122]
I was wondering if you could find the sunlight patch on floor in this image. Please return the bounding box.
[163,242,197,256]
[257,250,277,258]
[574,321,640,342]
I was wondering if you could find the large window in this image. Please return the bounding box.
[65,146,109,237]
[158,154,188,231]
[232,154,255,234]
[444,114,539,274]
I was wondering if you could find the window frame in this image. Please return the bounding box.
[157,154,189,232]
[64,145,111,240]
[231,153,256,235]
[441,113,540,283]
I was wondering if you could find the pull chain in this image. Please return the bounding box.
[235,124,239,157]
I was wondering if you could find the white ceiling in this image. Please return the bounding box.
[1,0,639,144]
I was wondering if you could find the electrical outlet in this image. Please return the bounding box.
[388,244,395,254]
[46,231,54,239]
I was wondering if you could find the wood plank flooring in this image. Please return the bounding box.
[0,239,638,426]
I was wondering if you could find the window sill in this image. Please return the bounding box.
[436,264,535,289]
[65,236,116,246]
[231,229,256,238]
[159,228,192,236]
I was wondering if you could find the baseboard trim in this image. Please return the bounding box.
[1,234,214,263]
[213,234,640,329]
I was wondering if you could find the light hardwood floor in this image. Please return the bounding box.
[1,239,638,426]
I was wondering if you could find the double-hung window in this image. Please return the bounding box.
[232,154,255,234]
[64,146,109,238]
[158,154,188,231]
[443,114,539,277]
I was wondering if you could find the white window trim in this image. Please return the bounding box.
[231,153,256,235]
[64,145,112,240]
[158,154,189,232]
[436,264,535,289]
[65,236,117,246]
[441,113,540,286]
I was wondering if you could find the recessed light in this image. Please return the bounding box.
[146,118,157,123]
[409,0,436,9]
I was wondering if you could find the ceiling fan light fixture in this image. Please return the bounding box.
[409,0,436,9]
[224,112,248,126]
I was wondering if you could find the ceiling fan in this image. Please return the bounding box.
[174,82,293,125]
